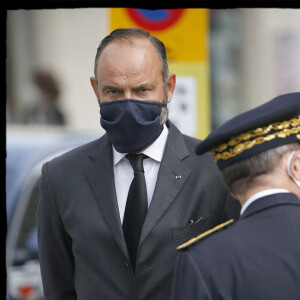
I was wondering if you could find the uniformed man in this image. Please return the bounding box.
[172,92,300,300]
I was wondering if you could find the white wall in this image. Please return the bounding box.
[241,8,300,110]
[7,8,109,132]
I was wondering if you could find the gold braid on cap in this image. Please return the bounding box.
[212,117,300,162]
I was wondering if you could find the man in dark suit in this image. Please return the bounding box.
[172,93,300,300]
[36,28,240,300]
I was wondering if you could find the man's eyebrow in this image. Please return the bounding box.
[136,83,156,89]
[101,85,119,91]
[101,83,156,91]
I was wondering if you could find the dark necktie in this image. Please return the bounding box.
[123,153,148,271]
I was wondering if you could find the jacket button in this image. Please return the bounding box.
[124,262,131,269]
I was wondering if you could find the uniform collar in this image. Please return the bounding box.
[240,189,289,215]
[241,191,300,218]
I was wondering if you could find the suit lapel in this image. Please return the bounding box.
[83,123,193,254]
[140,122,191,244]
[83,134,129,258]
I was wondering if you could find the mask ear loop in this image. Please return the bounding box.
[159,102,167,114]
[286,151,300,188]
[159,102,168,127]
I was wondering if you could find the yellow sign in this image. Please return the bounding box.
[110,8,208,62]
[168,62,211,139]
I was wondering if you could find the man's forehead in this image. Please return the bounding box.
[97,37,161,74]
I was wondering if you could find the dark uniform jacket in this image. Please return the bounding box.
[37,121,240,300]
[172,192,300,300]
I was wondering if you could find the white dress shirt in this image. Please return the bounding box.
[240,188,289,216]
[113,125,169,223]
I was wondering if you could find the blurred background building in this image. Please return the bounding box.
[5,8,300,300]
[6,8,300,136]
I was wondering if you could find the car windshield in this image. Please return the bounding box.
[6,127,99,300]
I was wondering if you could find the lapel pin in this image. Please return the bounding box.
[175,175,182,180]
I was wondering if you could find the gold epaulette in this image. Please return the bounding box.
[176,219,234,250]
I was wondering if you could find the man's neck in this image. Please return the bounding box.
[235,171,291,206]
[237,185,288,206]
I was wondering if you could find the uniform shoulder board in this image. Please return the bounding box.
[176,219,234,251]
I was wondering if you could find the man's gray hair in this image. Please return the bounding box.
[94,28,170,125]
[221,142,300,195]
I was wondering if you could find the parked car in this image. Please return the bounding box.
[6,125,100,300]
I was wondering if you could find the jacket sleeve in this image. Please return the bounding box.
[36,162,77,299]
[172,250,213,300]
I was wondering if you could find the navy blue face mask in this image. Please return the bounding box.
[100,99,166,153]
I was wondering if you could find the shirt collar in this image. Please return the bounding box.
[113,124,169,166]
[240,188,290,215]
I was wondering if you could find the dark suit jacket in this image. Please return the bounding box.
[37,121,240,300]
[172,192,300,300]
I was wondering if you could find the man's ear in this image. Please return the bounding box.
[90,77,99,98]
[289,150,300,181]
[166,72,176,104]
